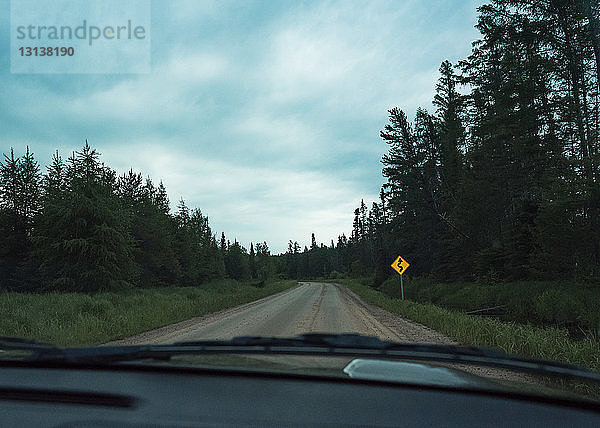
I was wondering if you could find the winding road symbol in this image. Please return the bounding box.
[391,255,410,275]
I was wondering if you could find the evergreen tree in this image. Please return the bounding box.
[155,181,170,215]
[33,143,137,291]
[0,148,40,289]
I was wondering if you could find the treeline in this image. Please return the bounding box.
[0,142,274,292]
[3,0,599,290]
[279,0,600,284]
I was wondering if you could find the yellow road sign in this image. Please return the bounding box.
[391,255,410,275]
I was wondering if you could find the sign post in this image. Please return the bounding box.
[390,255,410,300]
[401,274,404,300]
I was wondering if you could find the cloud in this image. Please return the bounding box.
[101,143,375,253]
[1,0,483,252]
[253,0,441,114]
[66,52,228,122]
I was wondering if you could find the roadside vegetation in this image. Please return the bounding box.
[0,279,296,347]
[377,277,600,339]
[339,279,600,373]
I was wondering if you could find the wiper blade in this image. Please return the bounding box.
[19,333,600,384]
[0,337,60,353]
[177,334,600,382]
[183,333,505,356]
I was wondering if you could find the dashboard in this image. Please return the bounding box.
[1,363,600,427]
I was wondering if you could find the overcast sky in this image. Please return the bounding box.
[1,0,482,253]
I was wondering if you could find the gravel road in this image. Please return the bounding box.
[106,282,540,386]
[106,282,455,345]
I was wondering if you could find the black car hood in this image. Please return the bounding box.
[343,358,500,389]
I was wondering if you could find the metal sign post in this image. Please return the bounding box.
[391,255,410,301]
[400,274,404,300]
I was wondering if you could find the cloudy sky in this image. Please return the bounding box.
[1,0,482,253]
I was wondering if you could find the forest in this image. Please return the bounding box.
[279,0,600,285]
[1,0,599,292]
[0,143,275,291]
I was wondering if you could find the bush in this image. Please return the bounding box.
[374,277,600,336]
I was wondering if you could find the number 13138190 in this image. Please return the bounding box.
[19,47,75,56]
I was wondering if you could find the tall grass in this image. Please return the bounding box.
[377,277,600,337]
[0,279,296,347]
[338,279,600,373]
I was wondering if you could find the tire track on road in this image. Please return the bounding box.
[307,283,326,332]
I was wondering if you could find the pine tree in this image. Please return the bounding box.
[18,147,41,231]
[33,142,138,291]
[43,151,66,199]
[220,232,227,253]
[0,149,30,288]
[155,181,170,215]
[0,149,20,216]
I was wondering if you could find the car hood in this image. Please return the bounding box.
[343,358,497,389]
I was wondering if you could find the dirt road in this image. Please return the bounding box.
[107,282,454,345]
[107,282,540,385]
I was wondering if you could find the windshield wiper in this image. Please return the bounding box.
[9,333,600,384]
[0,337,61,353]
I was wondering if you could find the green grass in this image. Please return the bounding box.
[336,279,600,373]
[376,277,600,337]
[0,279,297,347]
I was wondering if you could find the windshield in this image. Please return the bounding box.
[1,0,600,403]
